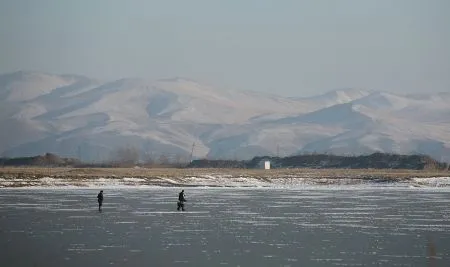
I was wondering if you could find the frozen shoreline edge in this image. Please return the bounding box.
[1,176,450,188]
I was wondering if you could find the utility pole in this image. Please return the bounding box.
[276,144,280,158]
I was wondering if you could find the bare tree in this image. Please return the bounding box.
[112,146,140,166]
[173,154,188,167]
[142,151,154,167]
[158,154,169,165]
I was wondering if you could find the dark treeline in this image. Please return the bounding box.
[0,153,183,168]
[189,153,449,170]
[0,152,448,170]
[0,153,81,167]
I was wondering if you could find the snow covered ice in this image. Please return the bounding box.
[1,186,449,266]
[2,174,450,188]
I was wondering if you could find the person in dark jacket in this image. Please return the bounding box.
[177,190,186,211]
[97,190,104,211]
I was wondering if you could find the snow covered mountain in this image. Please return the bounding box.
[1,71,449,162]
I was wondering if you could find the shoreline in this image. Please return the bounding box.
[1,167,449,188]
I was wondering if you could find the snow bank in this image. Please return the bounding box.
[410,177,450,187]
[1,175,450,189]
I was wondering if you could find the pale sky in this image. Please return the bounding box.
[1,0,449,96]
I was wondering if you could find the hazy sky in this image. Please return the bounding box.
[1,0,449,96]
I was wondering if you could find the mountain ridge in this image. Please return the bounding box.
[1,71,449,162]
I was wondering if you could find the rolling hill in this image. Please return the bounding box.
[1,71,449,162]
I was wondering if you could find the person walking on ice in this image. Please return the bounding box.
[97,190,104,211]
[177,190,186,211]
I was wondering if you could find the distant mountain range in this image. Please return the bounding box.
[1,71,449,162]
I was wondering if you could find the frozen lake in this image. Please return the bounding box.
[1,187,449,266]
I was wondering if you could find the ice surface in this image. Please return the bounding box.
[2,187,448,266]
